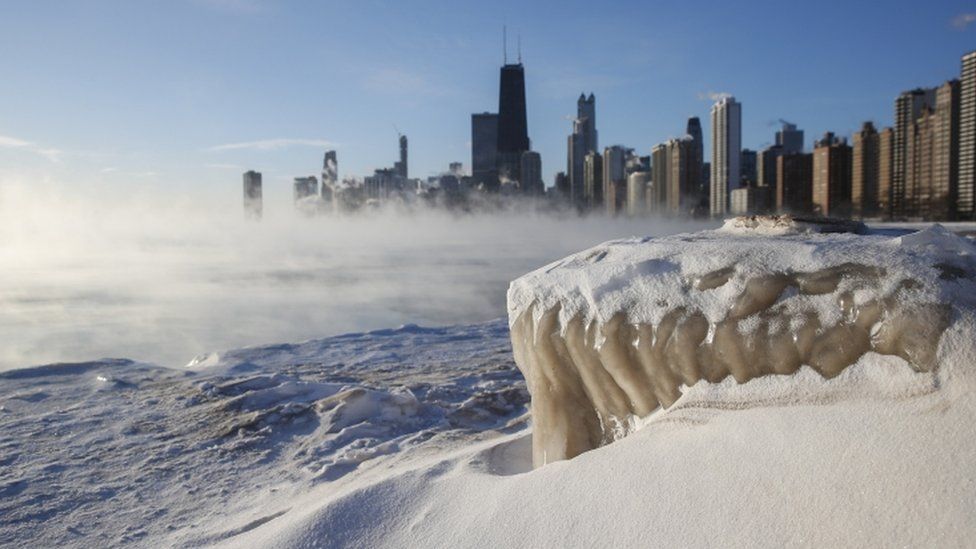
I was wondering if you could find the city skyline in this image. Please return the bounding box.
[2,1,976,200]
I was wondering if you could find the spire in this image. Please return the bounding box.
[517,34,522,64]
[503,25,507,64]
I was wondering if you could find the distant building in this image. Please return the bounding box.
[650,143,669,213]
[959,51,976,220]
[878,127,894,218]
[776,121,804,154]
[243,170,262,219]
[852,122,879,218]
[293,176,319,204]
[626,171,650,217]
[893,88,937,218]
[710,96,742,216]
[583,151,603,209]
[603,145,629,216]
[322,150,338,206]
[567,93,598,204]
[741,148,757,187]
[667,138,699,215]
[777,153,813,214]
[757,145,783,188]
[496,62,530,184]
[687,117,704,167]
[395,135,408,178]
[554,171,570,198]
[471,112,499,190]
[449,162,463,176]
[730,186,771,215]
[812,132,853,218]
[520,151,544,195]
[929,79,960,221]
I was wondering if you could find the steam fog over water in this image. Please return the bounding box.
[0,181,713,371]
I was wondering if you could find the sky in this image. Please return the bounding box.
[1,0,975,201]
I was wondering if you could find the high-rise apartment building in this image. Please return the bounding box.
[626,171,650,217]
[812,132,853,218]
[958,51,976,220]
[777,153,813,214]
[667,138,699,215]
[243,170,262,219]
[650,143,669,213]
[893,88,936,218]
[930,80,961,220]
[496,62,530,183]
[878,127,894,217]
[852,122,879,218]
[710,96,742,216]
[471,112,499,190]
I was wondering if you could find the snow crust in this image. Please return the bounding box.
[508,224,976,465]
[3,225,976,548]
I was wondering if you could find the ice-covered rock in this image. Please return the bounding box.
[508,224,976,467]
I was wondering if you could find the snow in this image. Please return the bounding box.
[2,223,975,548]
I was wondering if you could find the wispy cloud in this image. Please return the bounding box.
[0,133,63,162]
[698,91,733,102]
[100,167,158,178]
[207,138,335,152]
[952,13,976,30]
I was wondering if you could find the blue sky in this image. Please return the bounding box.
[1,0,975,198]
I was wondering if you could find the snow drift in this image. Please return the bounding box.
[508,221,976,467]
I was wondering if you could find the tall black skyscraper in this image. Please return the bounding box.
[686,116,703,167]
[496,62,530,183]
[394,135,408,178]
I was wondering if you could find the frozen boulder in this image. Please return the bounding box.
[508,224,976,467]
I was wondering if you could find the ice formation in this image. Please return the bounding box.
[508,223,976,467]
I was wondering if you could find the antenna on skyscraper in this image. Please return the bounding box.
[517,34,521,63]
[503,25,507,64]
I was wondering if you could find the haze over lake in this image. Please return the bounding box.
[0,181,711,371]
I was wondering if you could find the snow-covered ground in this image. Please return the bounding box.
[2,222,975,548]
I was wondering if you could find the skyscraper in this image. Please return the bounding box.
[583,151,603,209]
[243,170,262,219]
[603,145,629,216]
[686,116,704,167]
[812,132,853,218]
[667,138,698,215]
[293,176,318,204]
[520,151,543,195]
[893,88,936,218]
[776,121,804,154]
[395,135,408,178]
[710,96,742,216]
[471,112,499,190]
[322,150,338,205]
[496,62,530,183]
[567,94,598,204]
[852,122,879,218]
[959,51,976,221]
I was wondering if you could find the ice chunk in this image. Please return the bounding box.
[509,226,974,467]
